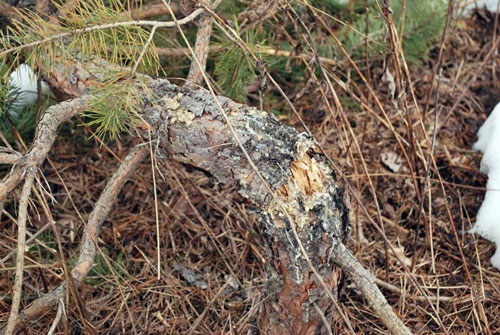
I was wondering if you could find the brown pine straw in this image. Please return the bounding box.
[1,3,500,335]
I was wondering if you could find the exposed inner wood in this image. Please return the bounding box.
[278,153,326,199]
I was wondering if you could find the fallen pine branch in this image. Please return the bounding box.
[2,77,412,334]
[0,2,414,332]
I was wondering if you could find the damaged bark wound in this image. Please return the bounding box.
[143,80,349,334]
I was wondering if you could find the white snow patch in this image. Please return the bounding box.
[331,0,350,6]
[7,64,49,117]
[474,104,500,174]
[472,101,500,271]
[462,0,500,14]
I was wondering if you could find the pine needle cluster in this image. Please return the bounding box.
[0,0,158,74]
[214,26,260,102]
[0,0,159,140]
[84,80,141,140]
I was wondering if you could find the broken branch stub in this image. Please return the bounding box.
[143,80,349,333]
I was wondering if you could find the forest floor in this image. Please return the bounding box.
[1,4,500,335]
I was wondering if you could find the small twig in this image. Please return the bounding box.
[313,302,333,335]
[0,199,4,223]
[147,131,161,280]
[332,242,412,335]
[373,278,455,302]
[130,25,158,76]
[46,300,64,335]
[411,69,443,272]
[5,170,36,335]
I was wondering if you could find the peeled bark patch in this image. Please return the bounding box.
[142,79,349,334]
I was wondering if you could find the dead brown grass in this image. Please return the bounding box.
[1,4,500,335]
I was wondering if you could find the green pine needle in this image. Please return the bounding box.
[0,0,161,140]
[214,27,260,102]
[84,82,141,141]
[342,0,446,66]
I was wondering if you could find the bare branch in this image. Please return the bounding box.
[373,278,455,303]
[185,0,216,86]
[313,303,333,335]
[0,9,205,58]
[4,170,36,335]
[2,144,147,332]
[130,25,158,76]
[0,97,89,202]
[0,153,21,165]
[71,144,147,280]
[332,242,413,335]
[46,300,64,335]
[112,44,337,67]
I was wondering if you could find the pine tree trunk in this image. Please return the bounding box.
[143,79,349,334]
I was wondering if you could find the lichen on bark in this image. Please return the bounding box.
[143,79,318,208]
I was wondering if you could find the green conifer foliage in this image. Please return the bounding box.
[0,0,447,142]
[342,0,446,65]
[214,27,260,102]
[0,0,159,140]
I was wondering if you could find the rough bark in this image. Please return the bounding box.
[141,79,349,333]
